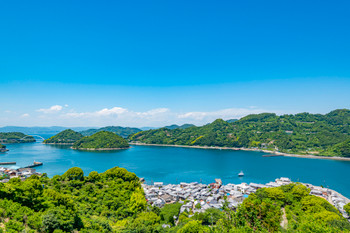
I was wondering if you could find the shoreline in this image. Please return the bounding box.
[43,143,74,145]
[130,143,350,161]
[71,147,129,151]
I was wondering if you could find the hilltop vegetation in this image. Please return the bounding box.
[43,129,83,144]
[0,167,349,232]
[73,131,129,150]
[164,124,195,130]
[129,109,350,157]
[0,132,35,143]
[80,126,141,138]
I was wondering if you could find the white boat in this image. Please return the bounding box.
[238,171,244,177]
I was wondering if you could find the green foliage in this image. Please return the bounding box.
[61,167,84,181]
[325,139,350,157]
[344,202,350,215]
[0,132,35,143]
[0,144,5,149]
[0,166,349,232]
[165,124,195,130]
[160,202,183,226]
[80,126,141,138]
[0,166,141,232]
[129,109,350,157]
[73,131,129,150]
[43,129,83,144]
[177,220,208,233]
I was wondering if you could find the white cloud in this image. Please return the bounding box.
[4,106,276,127]
[178,108,269,122]
[58,106,270,127]
[96,107,127,116]
[37,105,63,114]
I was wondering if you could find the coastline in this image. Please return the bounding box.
[43,143,74,145]
[130,142,350,161]
[71,147,129,151]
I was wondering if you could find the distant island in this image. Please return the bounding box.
[0,144,8,152]
[0,132,36,144]
[80,126,141,138]
[164,124,195,130]
[43,129,84,145]
[128,109,350,158]
[72,131,129,150]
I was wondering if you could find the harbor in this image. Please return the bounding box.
[143,177,350,220]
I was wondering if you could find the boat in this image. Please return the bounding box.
[238,171,244,177]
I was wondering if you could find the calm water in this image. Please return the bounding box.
[2,136,350,197]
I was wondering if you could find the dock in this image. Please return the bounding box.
[0,162,16,165]
[24,161,43,168]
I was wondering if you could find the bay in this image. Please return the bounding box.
[1,136,350,198]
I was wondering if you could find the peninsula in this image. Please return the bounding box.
[0,132,36,144]
[128,109,350,158]
[0,144,8,152]
[43,129,83,145]
[72,131,129,150]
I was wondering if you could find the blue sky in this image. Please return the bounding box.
[1,1,349,127]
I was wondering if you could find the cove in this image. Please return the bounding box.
[2,139,350,198]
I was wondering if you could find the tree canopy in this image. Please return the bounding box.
[43,129,83,144]
[0,167,348,232]
[129,109,350,157]
[73,131,129,150]
[0,132,35,143]
[80,126,141,138]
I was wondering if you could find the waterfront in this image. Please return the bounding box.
[1,138,350,197]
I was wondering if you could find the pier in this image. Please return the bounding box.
[24,161,43,168]
[0,162,16,165]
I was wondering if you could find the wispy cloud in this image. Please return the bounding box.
[37,105,63,114]
[3,105,275,127]
[178,108,269,121]
[57,106,270,127]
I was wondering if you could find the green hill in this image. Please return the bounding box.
[0,143,7,152]
[73,131,129,150]
[43,129,84,144]
[0,132,35,143]
[80,126,141,138]
[164,124,195,130]
[128,109,350,157]
[0,167,349,232]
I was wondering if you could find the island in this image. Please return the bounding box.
[0,144,8,152]
[128,109,350,158]
[72,131,129,150]
[80,126,141,138]
[43,129,83,145]
[0,132,36,144]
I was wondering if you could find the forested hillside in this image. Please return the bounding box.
[0,132,35,143]
[129,109,350,157]
[0,167,349,232]
[73,131,129,150]
[80,126,141,138]
[43,129,83,144]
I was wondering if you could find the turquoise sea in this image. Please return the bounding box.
[1,135,350,198]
